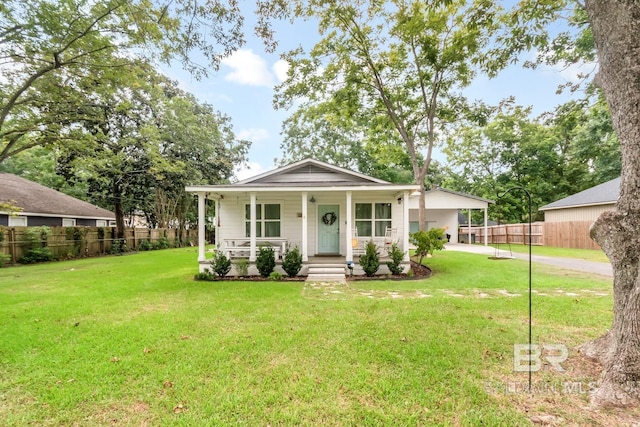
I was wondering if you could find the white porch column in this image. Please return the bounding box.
[215,197,221,247]
[249,192,257,261]
[197,193,206,262]
[301,192,308,262]
[484,207,488,246]
[468,209,472,245]
[345,191,353,261]
[403,191,410,261]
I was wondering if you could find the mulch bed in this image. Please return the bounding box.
[198,260,432,282]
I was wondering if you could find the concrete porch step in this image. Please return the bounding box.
[306,265,346,283]
[308,266,346,275]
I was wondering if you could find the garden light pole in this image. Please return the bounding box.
[498,186,533,393]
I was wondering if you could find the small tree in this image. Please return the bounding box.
[359,241,380,277]
[410,228,446,266]
[256,247,276,278]
[386,243,405,275]
[211,251,232,278]
[282,245,303,277]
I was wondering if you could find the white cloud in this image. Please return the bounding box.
[237,128,270,143]
[234,162,266,181]
[273,59,290,83]
[221,49,274,87]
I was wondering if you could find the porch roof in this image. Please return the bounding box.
[185,183,420,196]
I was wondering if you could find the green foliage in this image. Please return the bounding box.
[0,253,11,267]
[359,241,380,277]
[211,251,232,278]
[234,258,249,277]
[194,270,215,281]
[110,239,128,255]
[65,227,87,257]
[282,245,303,277]
[406,269,415,278]
[386,243,405,275]
[256,247,276,278]
[410,229,446,266]
[153,237,172,250]
[19,247,54,264]
[0,226,4,243]
[23,226,51,248]
[268,271,284,281]
[138,239,153,251]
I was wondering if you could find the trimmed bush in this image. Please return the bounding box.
[282,245,303,277]
[268,271,284,281]
[256,247,276,277]
[359,240,380,277]
[138,239,153,251]
[386,242,405,275]
[211,251,232,278]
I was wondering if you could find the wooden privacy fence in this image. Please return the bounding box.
[0,226,198,265]
[458,221,601,250]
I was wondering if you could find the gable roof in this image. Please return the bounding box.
[236,158,390,185]
[426,187,494,204]
[0,173,115,219]
[540,177,620,210]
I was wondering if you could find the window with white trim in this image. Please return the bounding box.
[96,220,107,227]
[63,218,76,227]
[8,216,27,227]
[245,204,281,237]
[355,203,392,237]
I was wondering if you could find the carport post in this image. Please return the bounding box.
[468,209,472,245]
[484,208,488,246]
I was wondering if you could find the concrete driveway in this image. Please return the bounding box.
[445,243,613,278]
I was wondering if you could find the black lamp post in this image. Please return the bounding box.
[498,186,533,393]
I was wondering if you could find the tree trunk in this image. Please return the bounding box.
[581,0,640,408]
[417,171,428,231]
[113,179,126,240]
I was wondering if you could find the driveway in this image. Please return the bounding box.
[445,243,613,278]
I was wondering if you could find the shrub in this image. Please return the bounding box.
[211,251,232,278]
[194,270,214,281]
[0,253,11,267]
[282,245,303,277]
[234,258,249,277]
[410,228,446,265]
[110,239,128,254]
[153,236,171,250]
[256,247,276,277]
[359,241,380,277]
[386,242,405,275]
[138,239,153,251]
[19,247,54,264]
[407,269,414,277]
[268,271,284,281]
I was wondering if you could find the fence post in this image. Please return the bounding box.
[9,228,17,265]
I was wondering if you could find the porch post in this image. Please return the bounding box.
[468,209,472,245]
[301,192,308,262]
[215,197,221,247]
[250,192,257,261]
[345,191,353,261]
[403,191,410,261]
[197,193,206,262]
[484,207,488,246]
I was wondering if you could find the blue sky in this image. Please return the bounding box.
[161,7,593,181]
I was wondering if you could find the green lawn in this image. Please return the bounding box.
[0,248,616,425]
[486,243,610,263]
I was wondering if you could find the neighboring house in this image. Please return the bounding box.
[186,159,490,276]
[539,177,620,250]
[0,173,115,227]
[540,177,620,222]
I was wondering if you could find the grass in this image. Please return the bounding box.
[0,248,619,425]
[486,243,610,263]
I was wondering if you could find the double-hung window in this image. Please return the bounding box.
[245,204,281,237]
[355,203,392,237]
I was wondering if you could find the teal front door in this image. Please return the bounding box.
[318,204,340,254]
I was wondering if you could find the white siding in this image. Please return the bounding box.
[544,204,614,222]
[409,209,459,242]
[218,191,408,256]
[408,190,489,209]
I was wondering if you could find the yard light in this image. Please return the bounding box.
[346,260,354,277]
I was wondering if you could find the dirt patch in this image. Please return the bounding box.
[487,352,640,425]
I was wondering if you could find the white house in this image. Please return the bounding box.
[186,159,489,276]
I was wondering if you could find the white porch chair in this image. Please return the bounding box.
[352,228,365,256]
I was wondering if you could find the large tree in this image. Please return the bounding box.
[0,0,277,163]
[578,0,640,408]
[275,0,505,230]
